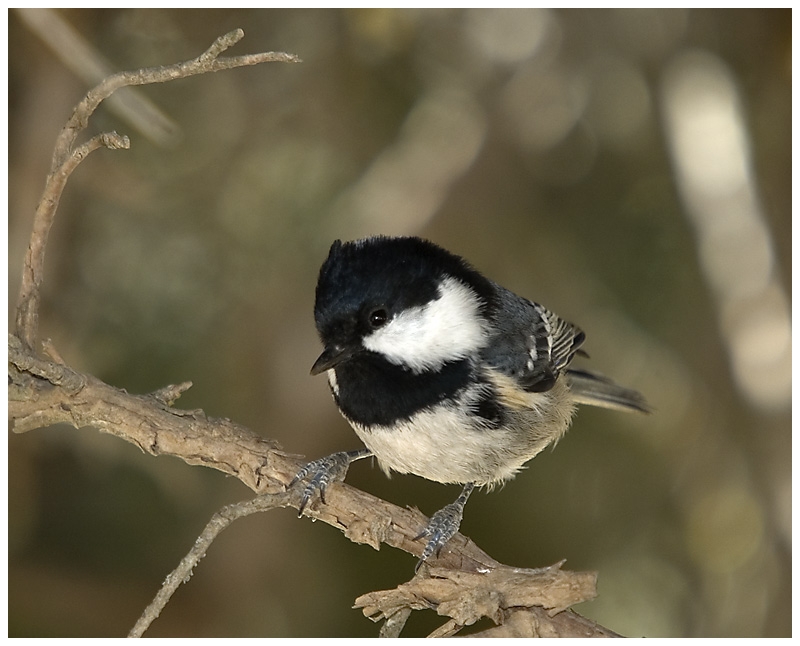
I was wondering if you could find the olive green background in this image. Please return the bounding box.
[8,8,791,637]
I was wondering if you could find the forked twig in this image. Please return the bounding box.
[13,27,300,350]
[129,492,294,637]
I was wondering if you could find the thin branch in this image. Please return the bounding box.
[128,492,293,637]
[14,131,130,350]
[15,8,180,146]
[12,27,299,350]
[52,28,300,172]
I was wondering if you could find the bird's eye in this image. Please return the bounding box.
[368,308,389,329]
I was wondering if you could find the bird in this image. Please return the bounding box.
[291,235,649,569]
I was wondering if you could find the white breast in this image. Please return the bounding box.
[352,404,519,485]
[347,375,575,487]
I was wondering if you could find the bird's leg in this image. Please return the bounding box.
[415,482,475,571]
[289,448,372,516]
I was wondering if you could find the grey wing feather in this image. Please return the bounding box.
[485,287,585,393]
[539,305,585,372]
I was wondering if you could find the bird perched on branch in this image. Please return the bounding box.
[291,235,649,568]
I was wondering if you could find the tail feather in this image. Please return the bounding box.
[566,368,651,414]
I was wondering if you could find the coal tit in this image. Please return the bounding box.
[292,236,649,568]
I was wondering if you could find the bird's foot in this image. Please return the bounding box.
[414,483,475,571]
[289,448,371,516]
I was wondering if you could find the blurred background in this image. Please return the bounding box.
[8,8,791,638]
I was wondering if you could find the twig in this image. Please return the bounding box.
[51,28,299,172]
[12,27,300,350]
[15,8,180,146]
[128,492,293,637]
[14,131,129,350]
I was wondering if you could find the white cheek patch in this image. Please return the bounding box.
[362,276,486,373]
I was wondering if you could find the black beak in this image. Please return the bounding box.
[310,344,354,375]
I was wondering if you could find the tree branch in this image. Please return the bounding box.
[9,335,611,637]
[354,562,612,637]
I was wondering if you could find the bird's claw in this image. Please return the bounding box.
[414,500,465,571]
[289,451,356,516]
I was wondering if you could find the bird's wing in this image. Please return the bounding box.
[484,287,585,393]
